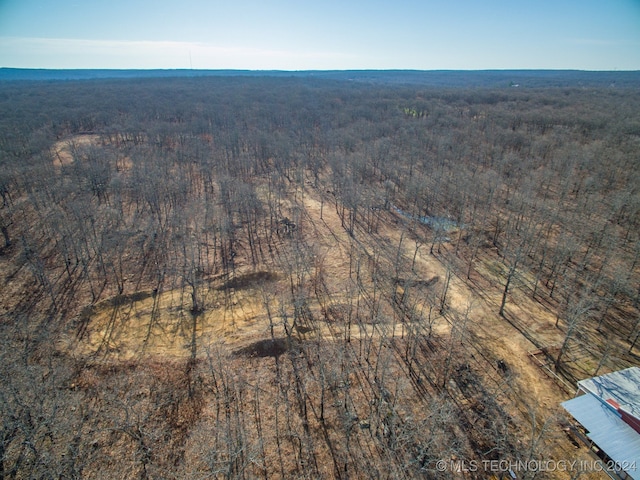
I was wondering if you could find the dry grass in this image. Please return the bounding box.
[51,175,603,478]
[51,134,101,167]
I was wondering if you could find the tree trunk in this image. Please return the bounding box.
[1,225,9,248]
[499,264,516,317]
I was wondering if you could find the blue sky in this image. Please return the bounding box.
[0,0,639,70]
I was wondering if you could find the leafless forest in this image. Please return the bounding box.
[1,75,639,479]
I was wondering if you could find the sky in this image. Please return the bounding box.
[0,0,639,70]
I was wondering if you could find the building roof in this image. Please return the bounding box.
[563,393,640,480]
[577,367,640,422]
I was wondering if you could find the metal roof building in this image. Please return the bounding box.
[562,367,640,480]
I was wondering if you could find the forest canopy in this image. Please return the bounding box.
[1,74,639,479]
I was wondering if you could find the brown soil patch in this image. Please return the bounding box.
[51,134,101,167]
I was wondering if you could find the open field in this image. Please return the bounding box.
[1,75,639,478]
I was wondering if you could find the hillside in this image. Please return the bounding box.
[2,67,640,88]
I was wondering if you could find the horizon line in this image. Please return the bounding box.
[2,67,639,73]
